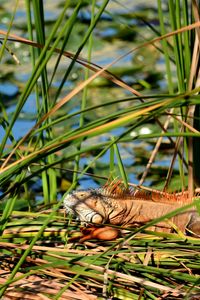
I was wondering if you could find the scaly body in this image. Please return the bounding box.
[64,183,200,237]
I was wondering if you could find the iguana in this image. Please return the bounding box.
[64,181,200,241]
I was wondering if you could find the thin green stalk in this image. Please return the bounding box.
[109,142,115,178]
[168,0,185,93]
[32,0,57,203]
[113,141,128,187]
[175,0,185,88]
[73,0,95,185]
[32,0,50,203]
[182,0,191,83]
[157,0,174,93]
[26,0,49,204]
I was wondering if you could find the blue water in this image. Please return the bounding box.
[0,82,18,96]
[0,85,37,142]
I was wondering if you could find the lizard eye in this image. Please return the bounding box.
[76,192,86,199]
[79,193,85,197]
[91,214,104,224]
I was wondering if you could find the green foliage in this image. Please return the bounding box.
[0,0,200,299]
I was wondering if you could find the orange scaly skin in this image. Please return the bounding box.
[64,181,200,241]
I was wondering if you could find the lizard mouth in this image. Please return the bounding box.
[90,213,104,224]
[64,198,104,224]
[74,209,104,224]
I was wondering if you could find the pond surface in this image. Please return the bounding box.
[0,0,177,198]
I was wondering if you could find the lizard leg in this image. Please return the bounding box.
[79,226,120,242]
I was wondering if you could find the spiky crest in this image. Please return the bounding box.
[102,179,192,203]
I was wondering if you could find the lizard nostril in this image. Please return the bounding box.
[91,214,104,224]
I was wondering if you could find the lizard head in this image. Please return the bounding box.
[63,189,108,225]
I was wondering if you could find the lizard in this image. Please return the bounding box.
[63,180,200,241]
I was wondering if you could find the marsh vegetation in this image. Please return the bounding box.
[0,0,200,299]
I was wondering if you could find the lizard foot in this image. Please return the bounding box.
[79,226,120,242]
[69,226,120,243]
